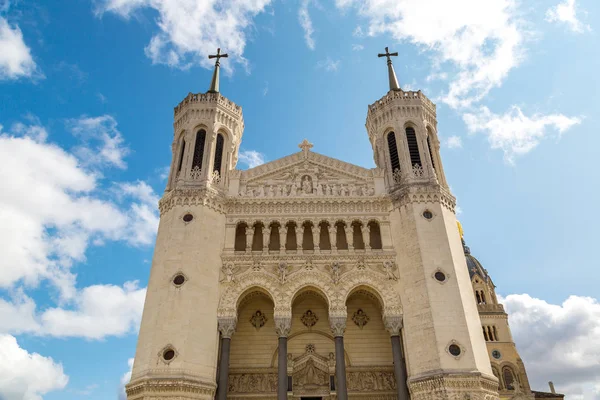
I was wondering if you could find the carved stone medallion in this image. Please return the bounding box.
[301,310,319,328]
[352,308,370,329]
[249,310,267,330]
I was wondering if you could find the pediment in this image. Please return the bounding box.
[235,149,381,198]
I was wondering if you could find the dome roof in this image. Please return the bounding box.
[463,239,490,282]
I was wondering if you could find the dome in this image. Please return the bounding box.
[463,239,490,282]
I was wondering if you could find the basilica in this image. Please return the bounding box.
[125,49,563,400]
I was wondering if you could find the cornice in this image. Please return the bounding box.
[389,183,456,212]
[126,377,216,398]
[159,187,227,215]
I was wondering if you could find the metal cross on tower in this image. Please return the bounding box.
[377,47,400,91]
[208,48,229,93]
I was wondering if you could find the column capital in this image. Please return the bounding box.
[383,314,403,336]
[329,315,347,337]
[218,317,237,338]
[274,316,292,337]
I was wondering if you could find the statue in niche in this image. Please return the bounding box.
[302,175,313,194]
[290,180,298,196]
[361,186,368,196]
[277,184,283,196]
[326,184,333,196]
[267,185,274,197]
[330,262,341,284]
[349,183,357,196]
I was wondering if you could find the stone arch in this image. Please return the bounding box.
[339,270,402,318]
[236,285,275,311]
[218,272,281,319]
[284,271,335,312]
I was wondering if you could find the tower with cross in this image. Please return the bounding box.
[125,46,558,400]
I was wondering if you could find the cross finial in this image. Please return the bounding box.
[207,48,229,93]
[298,139,313,157]
[377,46,400,91]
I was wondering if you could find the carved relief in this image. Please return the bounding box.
[249,310,267,330]
[228,373,277,393]
[301,310,319,328]
[352,309,370,329]
[382,260,398,281]
[346,370,397,392]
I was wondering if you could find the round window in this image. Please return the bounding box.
[449,344,461,356]
[434,271,446,282]
[163,349,175,361]
[183,213,194,222]
[423,210,433,220]
[492,350,502,359]
[173,274,186,286]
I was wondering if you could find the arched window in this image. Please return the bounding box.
[286,222,297,251]
[352,221,365,250]
[488,326,494,341]
[213,133,224,175]
[335,222,348,250]
[368,221,382,250]
[476,291,482,304]
[192,129,206,170]
[319,222,331,250]
[493,326,499,341]
[269,223,280,251]
[303,221,314,250]
[405,127,422,167]
[387,131,400,172]
[252,223,263,251]
[481,291,487,304]
[427,134,436,170]
[234,223,247,251]
[177,139,186,173]
[482,326,489,341]
[503,367,516,390]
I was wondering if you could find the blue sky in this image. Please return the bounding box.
[0,0,599,399]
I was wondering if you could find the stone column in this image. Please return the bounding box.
[330,315,348,400]
[275,317,292,400]
[344,223,354,251]
[359,223,369,250]
[279,224,287,252]
[329,222,337,252]
[246,225,254,253]
[365,224,372,250]
[384,315,409,400]
[312,221,320,253]
[263,225,270,253]
[295,223,303,252]
[216,318,237,400]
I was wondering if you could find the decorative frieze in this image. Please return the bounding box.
[126,378,217,400]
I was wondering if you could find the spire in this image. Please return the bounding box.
[377,47,400,91]
[207,48,228,93]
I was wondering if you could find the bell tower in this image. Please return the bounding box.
[126,50,244,400]
[365,48,499,400]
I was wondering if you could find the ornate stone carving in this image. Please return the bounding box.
[249,310,267,330]
[301,310,319,328]
[382,260,398,281]
[221,262,236,282]
[190,165,202,180]
[228,372,277,393]
[211,169,221,184]
[278,261,288,283]
[383,315,403,336]
[126,378,217,399]
[346,370,397,392]
[407,373,500,400]
[329,315,346,337]
[330,262,341,284]
[218,317,237,338]
[274,316,291,337]
[352,309,370,329]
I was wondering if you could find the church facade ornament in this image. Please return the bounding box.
[301,310,319,328]
[352,309,370,329]
[249,310,267,330]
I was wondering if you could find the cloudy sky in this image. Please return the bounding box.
[0,0,599,399]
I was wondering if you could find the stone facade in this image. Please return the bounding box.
[126,77,557,400]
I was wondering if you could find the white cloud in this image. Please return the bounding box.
[0,17,41,81]
[446,135,463,149]
[352,26,365,38]
[238,150,265,169]
[502,294,600,399]
[352,43,364,51]
[119,358,134,400]
[317,57,340,72]
[0,118,158,299]
[299,0,315,50]
[67,115,130,170]
[463,106,581,162]
[336,0,525,108]
[97,0,273,72]
[0,282,146,339]
[0,334,68,400]
[546,0,590,34]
